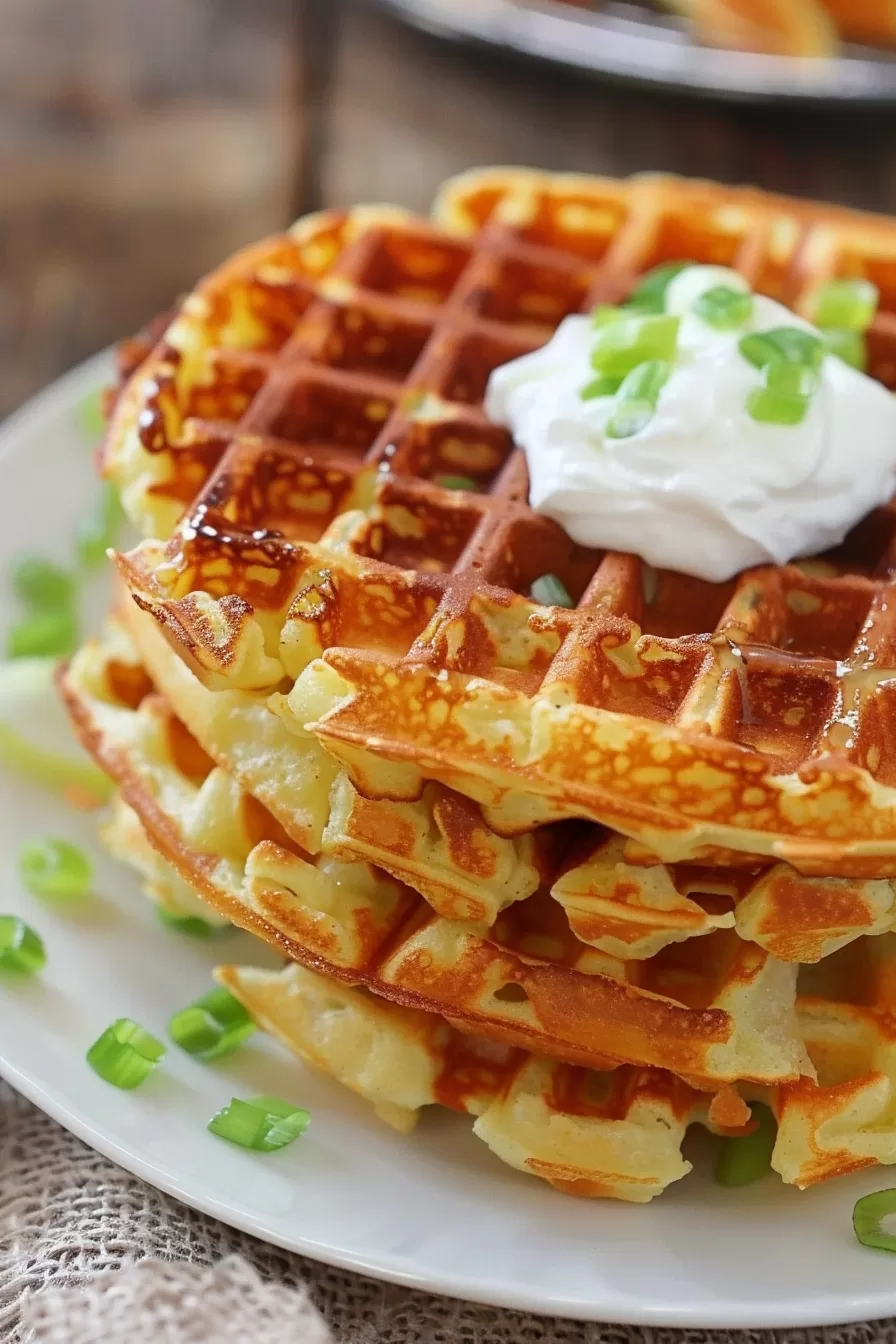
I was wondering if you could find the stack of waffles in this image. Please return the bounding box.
[60,167,896,1202]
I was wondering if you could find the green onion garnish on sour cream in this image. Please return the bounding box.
[483,262,896,583]
[693,285,754,331]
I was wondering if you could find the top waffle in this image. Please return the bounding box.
[111,167,896,873]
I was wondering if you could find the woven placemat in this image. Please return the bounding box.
[2,1080,893,1343]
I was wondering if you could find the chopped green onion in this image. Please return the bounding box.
[739,327,824,372]
[0,916,46,973]
[590,314,680,380]
[76,483,125,569]
[530,574,574,609]
[168,986,256,1060]
[435,474,478,491]
[763,362,820,397]
[714,1103,776,1187]
[810,278,878,333]
[607,400,655,439]
[20,838,92,900]
[10,557,75,610]
[747,361,818,426]
[616,359,672,406]
[606,359,671,440]
[624,262,690,315]
[0,657,112,804]
[591,304,625,328]
[208,1094,311,1152]
[156,908,220,938]
[7,610,78,660]
[693,285,754,331]
[853,1189,896,1253]
[580,374,623,401]
[87,1018,166,1090]
[822,328,867,372]
[77,389,106,439]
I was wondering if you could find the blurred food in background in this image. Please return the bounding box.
[380,0,896,102]
[649,0,896,57]
[530,0,896,55]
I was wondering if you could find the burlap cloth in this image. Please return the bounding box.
[2,1081,895,1344]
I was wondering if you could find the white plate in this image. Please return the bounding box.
[3,356,896,1329]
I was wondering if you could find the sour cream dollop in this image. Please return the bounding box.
[485,265,896,582]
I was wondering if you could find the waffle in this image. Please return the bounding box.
[98,775,706,1200]
[103,203,416,539]
[111,168,896,875]
[120,590,896,968]
[101,793,229,929]
[216,963,703,1201]
[60,619,812,1089]
[65,627,896,1194]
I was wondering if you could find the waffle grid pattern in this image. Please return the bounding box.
[113,170,896,869]
[59,618,896,1195]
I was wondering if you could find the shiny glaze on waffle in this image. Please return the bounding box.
[115,169,896,872]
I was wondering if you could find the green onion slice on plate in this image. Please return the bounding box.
[529,574,574,609]
[87,1018,166,1090]
[7,610,79,660]
[77,388,107,440]
[10,557,75,610]
[168,986,256,1060]
[0,657,112,804]
[714,1103,777,1187]
[20,838,92,900]
[156,908,221,939]
[854,1189,896,1253]
[208,1095,311,1152]
[77,482,126,569]
[0,916,46,973]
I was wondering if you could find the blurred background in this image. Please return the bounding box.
[4,0,896,419]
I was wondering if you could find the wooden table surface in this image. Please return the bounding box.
[4,0,896,419]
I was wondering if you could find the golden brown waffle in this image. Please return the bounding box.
[60,620,811,1090]
[104,203,416,538]
[112,168,896,875]
[98,776,708,1201]
[120,590,896,968]
[215,962,705,1201]
[63,620,896,1195]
